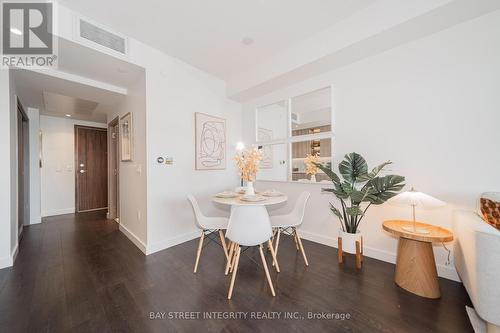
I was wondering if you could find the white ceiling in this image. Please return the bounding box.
[58,0,375,80]
[57,38,144,89]
[13,38,145,123]
[13,69,125,123]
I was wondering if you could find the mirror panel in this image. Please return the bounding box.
[291,138,332,182]
[256,143,288,182]
[291,87,331,136]
[256,100,288,142]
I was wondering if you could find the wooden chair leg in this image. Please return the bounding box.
[268,240,280,273]
[360,236,364,262]
[272,228,281,267]
[229,243,238,273]
[293,229,300,251]
[355,240,362,269]
[259,245,276,297]
[295,230,309,267]
[269,229,277,251]
[219,230,229,261]
[228,246,241,299]
[194,231,205,273]
[225,242,235,275]
[338,237,343,264]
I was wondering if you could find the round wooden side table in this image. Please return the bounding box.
[382,220,453,299]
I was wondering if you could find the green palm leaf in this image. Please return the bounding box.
[364,175,405,204]
[338,152,368,183]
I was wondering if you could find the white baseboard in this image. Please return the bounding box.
[29,216,42,225]
[146,230,200,255]
[0,243,19,269]
[298,229,460,282]
[42,208,75,217]
[0,256,12,269]
[11,242,18,265]
[119,224,147,254]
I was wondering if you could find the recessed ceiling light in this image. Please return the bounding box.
[241,37,254,46]
[10,28,23,36]
[65,114,71,117]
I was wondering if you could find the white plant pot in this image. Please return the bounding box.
[310,174,317,182]
[339,229,362,254]
[245,181,255,196]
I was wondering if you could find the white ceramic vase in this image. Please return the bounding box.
[339,229,362,254]
[310,174,317,182]
[245,181,255,196]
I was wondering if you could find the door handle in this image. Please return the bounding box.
[80,170,86,174]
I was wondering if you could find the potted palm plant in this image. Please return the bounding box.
[315,152,405,254]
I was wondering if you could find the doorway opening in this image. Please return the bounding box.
[108,117,120,222]
[75,125,108,213]
[17,98,29,239]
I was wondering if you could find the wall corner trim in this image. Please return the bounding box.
[146,230,200,255]
[0,242,19,269]
[119,223,147,254]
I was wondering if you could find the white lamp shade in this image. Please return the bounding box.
[388,190,445,208]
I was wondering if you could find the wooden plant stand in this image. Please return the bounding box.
[338,236,363,269]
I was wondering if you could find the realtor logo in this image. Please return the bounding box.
[1,1,57,68]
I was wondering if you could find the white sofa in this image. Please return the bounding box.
[453,210,500,332]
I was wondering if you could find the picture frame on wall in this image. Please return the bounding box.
[120,112,133,161]
[195,112,226,170]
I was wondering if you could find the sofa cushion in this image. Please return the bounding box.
[480,197,500,230]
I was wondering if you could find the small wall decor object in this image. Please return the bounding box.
[195,112,226,170]
[120,112,133,161]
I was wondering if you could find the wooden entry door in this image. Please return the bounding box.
[75,126,108,212]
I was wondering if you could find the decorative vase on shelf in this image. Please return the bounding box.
[245,181,255,196]
[310,174,317,182]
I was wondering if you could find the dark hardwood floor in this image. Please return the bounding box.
[0,212,472,332]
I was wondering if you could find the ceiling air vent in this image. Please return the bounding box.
[78,18,127,55]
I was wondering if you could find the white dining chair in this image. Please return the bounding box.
[224,205,280,299]
[270,192,311,266]
[187,195,230,273]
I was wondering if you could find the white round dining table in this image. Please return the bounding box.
[212,193,288,233]
[212,193,288,207]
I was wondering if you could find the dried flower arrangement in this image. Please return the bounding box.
[304,154,319,175]
[234,148,262,181]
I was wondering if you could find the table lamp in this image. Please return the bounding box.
[388,188,446,234]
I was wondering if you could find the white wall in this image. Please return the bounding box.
[9,71,18,264]
[10,4,244,257]
[106,74,148,252]
[0,70,13,268]
[242,10,500,281]
[145,60,242,254]
[28,108,41,225]
[40,116,106,217]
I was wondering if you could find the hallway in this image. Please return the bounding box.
[0,213,472,332]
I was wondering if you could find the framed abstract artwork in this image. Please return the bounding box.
[195,112,226,170]
[120,112,133,161]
